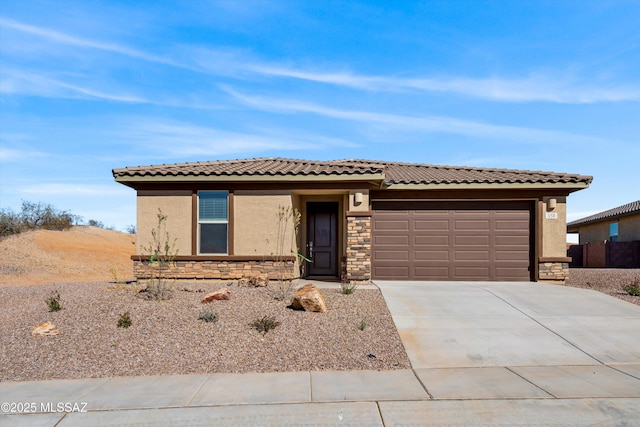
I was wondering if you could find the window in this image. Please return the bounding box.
[609,221,619,242]
[198,191,228,254]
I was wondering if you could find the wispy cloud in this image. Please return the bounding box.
[0,17,177,66]
[223,87,607,144]
[20,183,130,197]
[0,145,49,162]
[115,119,357,159]
[3,17,637,104]
[1,68,148,103]
[249,65,640,103]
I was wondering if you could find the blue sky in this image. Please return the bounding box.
[1,1,638,235]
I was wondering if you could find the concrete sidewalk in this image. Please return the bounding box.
[2,281,640,426]
[2,368,639,426]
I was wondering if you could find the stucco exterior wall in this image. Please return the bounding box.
[577,213,640,243]
[233,191,298,256]
[136,191,192,256]
[541,196,568,258]
[577,223,611,244]
[620,214,640,241]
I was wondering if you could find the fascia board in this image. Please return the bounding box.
[115,173,386,183]
[383,182,591,190]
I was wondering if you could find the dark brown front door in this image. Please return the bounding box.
[307,202,338,276]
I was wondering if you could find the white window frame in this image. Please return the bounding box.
[197,191,229,254]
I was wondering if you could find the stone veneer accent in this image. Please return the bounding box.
[346,215,372,282]
[538,261,569,282]
[133,258,295,280]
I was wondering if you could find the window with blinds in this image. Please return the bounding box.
[198,191,228,254]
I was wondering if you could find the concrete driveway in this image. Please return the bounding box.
[377,281,640,400]
[376,281,640,368]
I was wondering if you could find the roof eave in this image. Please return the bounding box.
[383,182,591,191]
[567,210,640,230]
[114,173,387,184]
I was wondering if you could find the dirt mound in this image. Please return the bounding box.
[0,226,135,286]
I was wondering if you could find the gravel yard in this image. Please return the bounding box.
[563,268,640,306]
[0,280,411,382]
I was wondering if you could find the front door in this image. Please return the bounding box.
[306,202,338,277]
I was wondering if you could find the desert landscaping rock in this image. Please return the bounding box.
[291,284,327,313]
[563,268,640,306]
[201,287,231,303]
[1,281,410,381]
[31,321,59,337]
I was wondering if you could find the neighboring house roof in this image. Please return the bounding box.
[567,200,640,230]
[113,158,592,189]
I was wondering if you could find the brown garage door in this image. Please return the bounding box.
[372,201,533,281]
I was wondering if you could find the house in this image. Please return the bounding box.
[112,158,592,283]
[567,200,640,244]
[567,200,640,268]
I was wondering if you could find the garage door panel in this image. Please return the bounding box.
[495,219,530,230]
[454,220,490,230]
[372,200,532,281]
[414,266,450,279]
[455,251,490,261]
[374,219,409,230]
[495,250,529,261]
[413,250,449,261]
[375,235,410,245]
[414,235,449,245]
[374,265,409,277]
[455,267,491,278]
[374,250,410,261]
[413,220,450,230]
[495,235,529,246]
[495,267,530,280]
[455,235,490,246]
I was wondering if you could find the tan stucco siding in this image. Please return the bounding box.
[541,197,568,258]
[620,214,640,241]
[578,223,611,244]
[136,191,192,256]
[233,191,298,256]
[577,213,640,243]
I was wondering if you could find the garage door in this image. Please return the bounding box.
[372,201,532,281]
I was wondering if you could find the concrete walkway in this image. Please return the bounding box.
[2,281,640,426]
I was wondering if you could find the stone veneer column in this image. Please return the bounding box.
[538,259,570,282]
[346,214,371,282]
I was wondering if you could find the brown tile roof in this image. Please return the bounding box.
[567,200,640,229]
[335,160,592,185]
[113,157,592,186]
[113,158,383,179]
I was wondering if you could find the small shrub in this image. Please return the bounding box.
[117,312,132,328]
[108,264,125,284]
[340,281,358,295]
[138,209,177,301]
[198,309,218,323]
[251,315,280,335]
[45,292,63,312]
[624,280,640,297]
[358,316,369,331]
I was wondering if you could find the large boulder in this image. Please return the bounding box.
[291,284,327,313]
[32,321,59,336]
[201,287,231,303]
